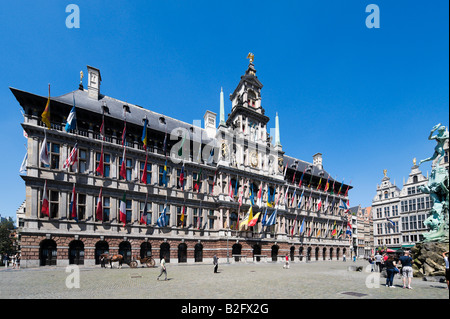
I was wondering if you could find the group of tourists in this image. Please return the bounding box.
[367,250,450,290]
[1,253,20,269]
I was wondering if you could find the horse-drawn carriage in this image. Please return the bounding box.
[100,253,155,268]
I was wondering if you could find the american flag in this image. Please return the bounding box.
[63,143,78,170]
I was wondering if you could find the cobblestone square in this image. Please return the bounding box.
[1,260,447,300]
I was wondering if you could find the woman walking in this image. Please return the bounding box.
[384,255,398,288]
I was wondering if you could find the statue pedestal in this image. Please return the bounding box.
[411,242,449,278]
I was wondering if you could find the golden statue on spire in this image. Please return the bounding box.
[247,52,254,63]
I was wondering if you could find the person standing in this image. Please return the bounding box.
[384,255,398,288]
[399,251,413,289]
[443,251,449,290]
[343,254,346,262]
[374,252,382,272]
[213,254,219,273]
[283,254,289,269]
[157,255,167,281]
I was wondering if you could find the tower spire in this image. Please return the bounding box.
[219,87,225,126]
[275,112,281,147]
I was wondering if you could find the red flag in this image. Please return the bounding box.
[96,188,103,221]
[41,181,49,217]
[119,147,127,180]
[71,184,77,221]
[141,154,148,184]
[96,147,104,176]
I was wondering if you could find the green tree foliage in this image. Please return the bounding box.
[0,217,15,255]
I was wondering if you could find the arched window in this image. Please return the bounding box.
[95,241,109,265]
[194,243,203,262]
[232,243,242,262]
[336,248,340,260]
[290,246,295,261]
[39,239,57,266]
[160,242,170,262]
[140,242,152,258]
[271,245,279,262]
[299,247,304,261]
[315,247,319,261]
[119,241,132,264]
[69,240,84,265]
[253,244,261,262]
[322,247,327,260]
[330,248,334,260]
[178,243,187,263]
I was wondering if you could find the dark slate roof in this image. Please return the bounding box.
[11,87,213,143]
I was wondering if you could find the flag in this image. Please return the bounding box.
[96,148,104,176]
[344,180,352,197]
[346,223,352,237]
[140,194,148,225]
[291,215,298,237]
[228,178,234,201]
[121,120,127,146]
[323,195,329,213]
[339,199,349,213]
[70,184,78,222]
[178,132,186,156]
[180,162,185,190]
[141,154,148,184]
[316,227,321,238]
[41,181,49,217]
[180,205,186,227]
[119,193,127,226]
[96,188,103,221]
[234,177,239,197]
[63,143,78,170]
[298,167,306,188]
[257,184,262,207]
[39,133,50,166]
[297,189,304,209]
[19,151,28,174]
[163,131,167,157]
[267,187,275,208]
[141,117,148,149]
[261,208,269,226]
[324,176,330,192]
[248,212,260,227]
[64,95,77,132]
[250,184,255,206]
[283,186,290,206]
[338,179,344,195]
[41,84,51,129]
[386,217,395,228]
[331,221,337,236]
[283,163,288,178]
[157,205,167,227]
[316,176,322,190]
[265,209,278,226]
[290,188,297,208]
[317,197,322,211]
[299,219,305,235]
[239,206,253,230]
[162,159,168,187]
[119,147,127,180]
[193,168,201,192]
[211,169,217,195]
[337,225,344,238]
[206,146,214,164]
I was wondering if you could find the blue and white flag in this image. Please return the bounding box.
[64,95,77,132]
[386,217,395,228]
[19,151,28,174]
[157,205,167,227]
[297,189,304,209]
[265,209,277,226]
[299,219,305,234]
[261,208,268,226]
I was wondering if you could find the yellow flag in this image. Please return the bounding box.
[41,84,51,129]
[239,206,253,230]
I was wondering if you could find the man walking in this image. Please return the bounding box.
[157,255,167,281]
[213,254,219,273]
[399,251,413,289]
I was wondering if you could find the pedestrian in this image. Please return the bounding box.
[398,251,413,289]
[213,254,219,273]
[157,255,167,281]
[368,256,375,272]
[11,254,16,269]
[443,251,449,290]
[283,254,289,269]
[343,254,346,262]
[15,253,20,269]
[384,255,398,288]
[2,253,9,268]
[374,252,382,272]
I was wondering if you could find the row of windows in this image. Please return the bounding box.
[40,141,348,212]
[40,189,216,228]
[375,196,431,219]
[375,213,427,235]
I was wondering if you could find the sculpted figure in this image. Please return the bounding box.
[419,123,449,167]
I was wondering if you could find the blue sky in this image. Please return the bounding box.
[0,1,448,221]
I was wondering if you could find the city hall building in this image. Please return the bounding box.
[13,58,352,267]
